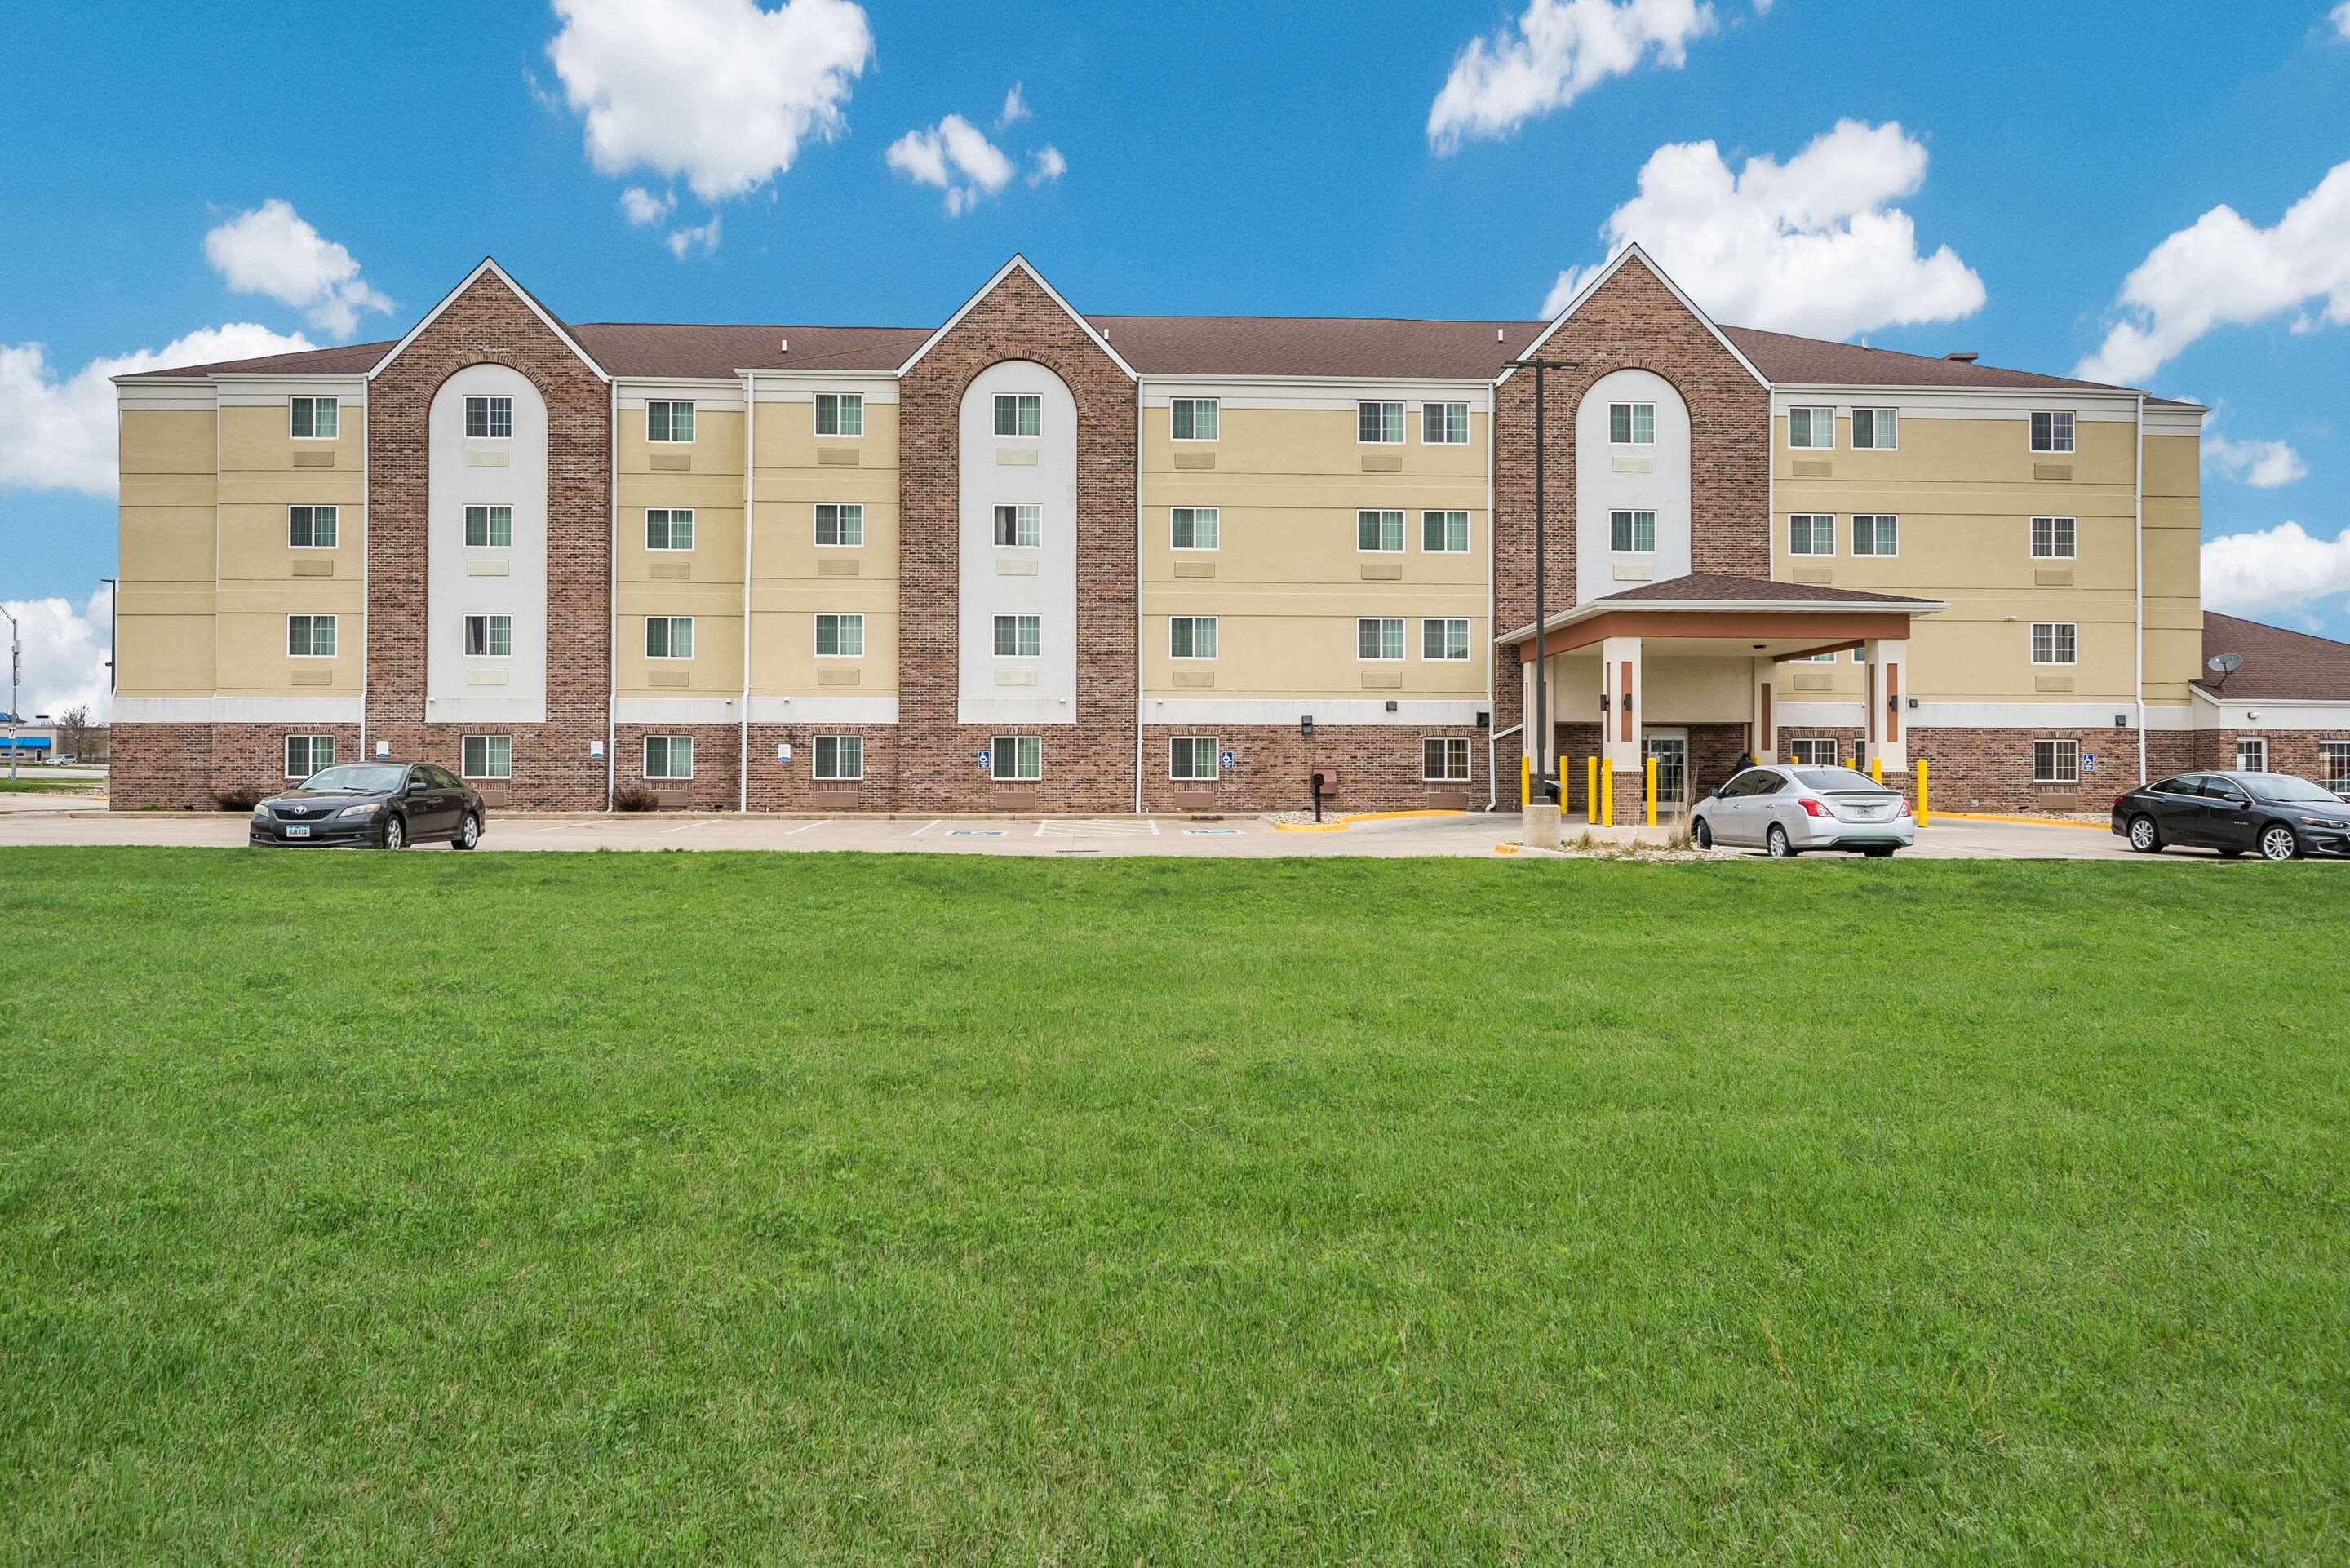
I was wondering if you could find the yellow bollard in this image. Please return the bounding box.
[1843,756,1855,771]
[1918,758,1931,827]
[1646,754,1658,827]
[1599,760,1614,826]
[1587,755,1600,824]
[1521,752,1532,808]
[1871,755,1882,784]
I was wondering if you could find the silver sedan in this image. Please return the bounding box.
[1691,764,1915,857]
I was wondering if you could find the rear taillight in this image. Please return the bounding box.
[1895,798,1912,817]
[1798,797,1833,818]
[2112,795,2126,811]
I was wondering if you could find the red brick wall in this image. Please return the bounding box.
[109,723,216,808]
[612,723,740,810]
[744,724,903,813]
[1135,724,1487,813]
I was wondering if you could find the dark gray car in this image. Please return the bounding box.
[2110,771,2350,860]
[248,761,486,850]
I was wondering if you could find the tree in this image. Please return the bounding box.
[56,706,92,760]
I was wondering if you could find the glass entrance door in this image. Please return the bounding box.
[1643,730,1689,813]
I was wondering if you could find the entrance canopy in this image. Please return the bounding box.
[1497,573,1944,662]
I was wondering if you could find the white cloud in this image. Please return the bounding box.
[548,0,874,204]
[0,324,313,496]
[886,114,1017,215]
[619,186,675,226]
[202,200,392,341]
[2205,433,2309,489]
[2076,160,2350,384]
[1538,120,1986,339]
[1428,0,1723,154]
[2202,521,2350,618]
[998,82,1031,128]
[2333,2,2350,39]
[1029,145,1067,188]
[2,586,114,724]
[665,214,722,259]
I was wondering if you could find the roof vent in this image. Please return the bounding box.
[1496,327,1505,343]
[1944,351,1978,363]
[778,338,789,353]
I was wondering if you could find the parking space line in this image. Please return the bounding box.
[781,820,830,836]
[907,818,942,838]
[659,819,716,835]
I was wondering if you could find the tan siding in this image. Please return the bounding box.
[748,397,902,696]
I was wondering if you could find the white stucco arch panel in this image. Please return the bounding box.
[957,360,1078,726]
[1574,368,1692,605]
[427,363,548,723]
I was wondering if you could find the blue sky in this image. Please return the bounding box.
[3,0,2348,715]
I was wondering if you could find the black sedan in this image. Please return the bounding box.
[2111,770,2350,861]
[249,761,486,850]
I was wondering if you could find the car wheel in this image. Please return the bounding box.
[2126,814,2162,853]
[1863,844,1898,857]
[381,814,406,852]
[1693,817,1714,849]
[1766,823,1796,858]
[452,812,481,851]
[2259,824,2300,862]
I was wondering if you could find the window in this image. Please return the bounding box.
[1171,398,1218,441]
[1851,515,1898,556]
[814,735,863,781]
[2320,742,2350,791]
[2030,410,2076,454]
[1358,618,1405,660]
[814,392,864,437]
[993,393,1041,437]
[287,614,337,658]
[645,616,694,659]
[465,505,512,548]
[815,503,865,547]
[1788,406,1834,449]
[2034,739,2080,784]
[1423,511,1470,552]
[1169,616,1217,659]
[1170,737,1218,781]
[991,736,1042,782]
[461,736,512,780]
[285,734,335,777]
[1422,618,1470,661]
[1608,402,1655,445]
[1357,509,1405,552]
[644,735,694,780]
[1794,651,1838,663]
[289,504,337,548]
[1610,510,1656,553]
[1789,514,1835,556]
[814,613,865,658]
[993,614,1042,658]
[464,396,513,439]
[1358,401,1404,444]
[290,396,339,440]
[463,614,512,658]
[2032,516,2077,559]
[1171,507,1218,551]
[1851,408,1898,450]
[2031,622,2077,665]
[993,503,1041,547]
[1788,738,1840,766]
[645,508,694,551]
[645,401,694,443]
[1423,737,1470,782]
[1423,401,1470,445]
[2236,737,2268,773]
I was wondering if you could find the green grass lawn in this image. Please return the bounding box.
[3,848,2347,1565]
[0,777,100,794]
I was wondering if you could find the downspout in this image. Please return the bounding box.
[606,380,618,810]
[740,370,755,813]
[1484,375,1498,811]
[2134,392,2147,785]
[358,375,370,760]
[1133,372,1145,813]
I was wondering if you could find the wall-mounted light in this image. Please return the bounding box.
[1299,715,1314,738]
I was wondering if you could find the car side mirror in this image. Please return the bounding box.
[1707,786,1723,800]
[407,780,429,794]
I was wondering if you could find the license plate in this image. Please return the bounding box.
[1856,806,1882,817]
[286,823,311,838]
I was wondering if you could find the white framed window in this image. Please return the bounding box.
[1789,514,1835,556]
[815,503,864,547]
[645,401,694,443]
[993,503,1040,547]
[2032,516,2077,559]
[2030,410,2076,454]
[993,613,1041,658]
[290,396,339,440]
[285,734,335,777]
[1422,511,1470,552]
[1608,401,1655,445]
[814,613,865,658]
[1423,401,1470,445]
[464,396,513,439]
[645,508,694,551]
[1795,650,1838,663]
[1788,738,1841,766]
[1358,618,1405,661]
[1170,737,1218,781]
[1422,618,1470,661]
[289,504,338,548]
[814,392,864,437]
[461,736,512,779]
[2318,742,2350,791]
[2034,738,2080,784]
[645,616,694,659]
[1169,616,1217,659]
[993,393,1041,437]
[814,735,863,781]
[1357,401,1404,444]
[1423,737,1470,782]
[1171,507,1218,551]
[2031,622,2077,665]
[286,613,337,658]
[463,614,512,658]
[1610,510,1656,553]
[1851,515,1898,556]
[1171,398,1218,441]
[1788,406,1834,450]
[1851,408,1898,450]
[991,735,1042,781]
[1357,509,1405,552]
[644,735,694,780]
[465,505,512,548]
[2236,737,2268,773]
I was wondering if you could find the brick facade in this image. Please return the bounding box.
[744,724,903,813]
[1135,724,1488,814]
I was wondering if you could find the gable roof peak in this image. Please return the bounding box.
[894,254,1137,380]
[1510,241,1769,390]
[366,256,608,383]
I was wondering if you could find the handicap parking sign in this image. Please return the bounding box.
[2083,753,2098,773]
[1220,750,1235,770]
[977,748,991,773]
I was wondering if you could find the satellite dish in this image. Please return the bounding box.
[2207,653,2242,675]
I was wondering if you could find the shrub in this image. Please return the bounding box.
[213,786,266,813]
[613,786,659,813]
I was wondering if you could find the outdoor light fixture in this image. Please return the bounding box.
[2113,714,2128,728]
[1598,693,1610,712]
[1299,715,1314,738]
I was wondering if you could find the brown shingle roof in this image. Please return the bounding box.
[1086,315,1537,379]
[570,321,931,376]
[2199,613,2350,700]
[118,339,395,379]
[1717,326,2129,393]
[1605,573,1940,605]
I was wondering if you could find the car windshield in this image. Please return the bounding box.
[2245,773,2341,804]
[1792,768,1887,792]
[298,764,407,793]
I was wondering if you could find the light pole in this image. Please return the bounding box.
[3,605,19,782]
[1509,357,1578,803]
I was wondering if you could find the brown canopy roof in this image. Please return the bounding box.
[2200,613,2350,700]
[1604,573,1940,605]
